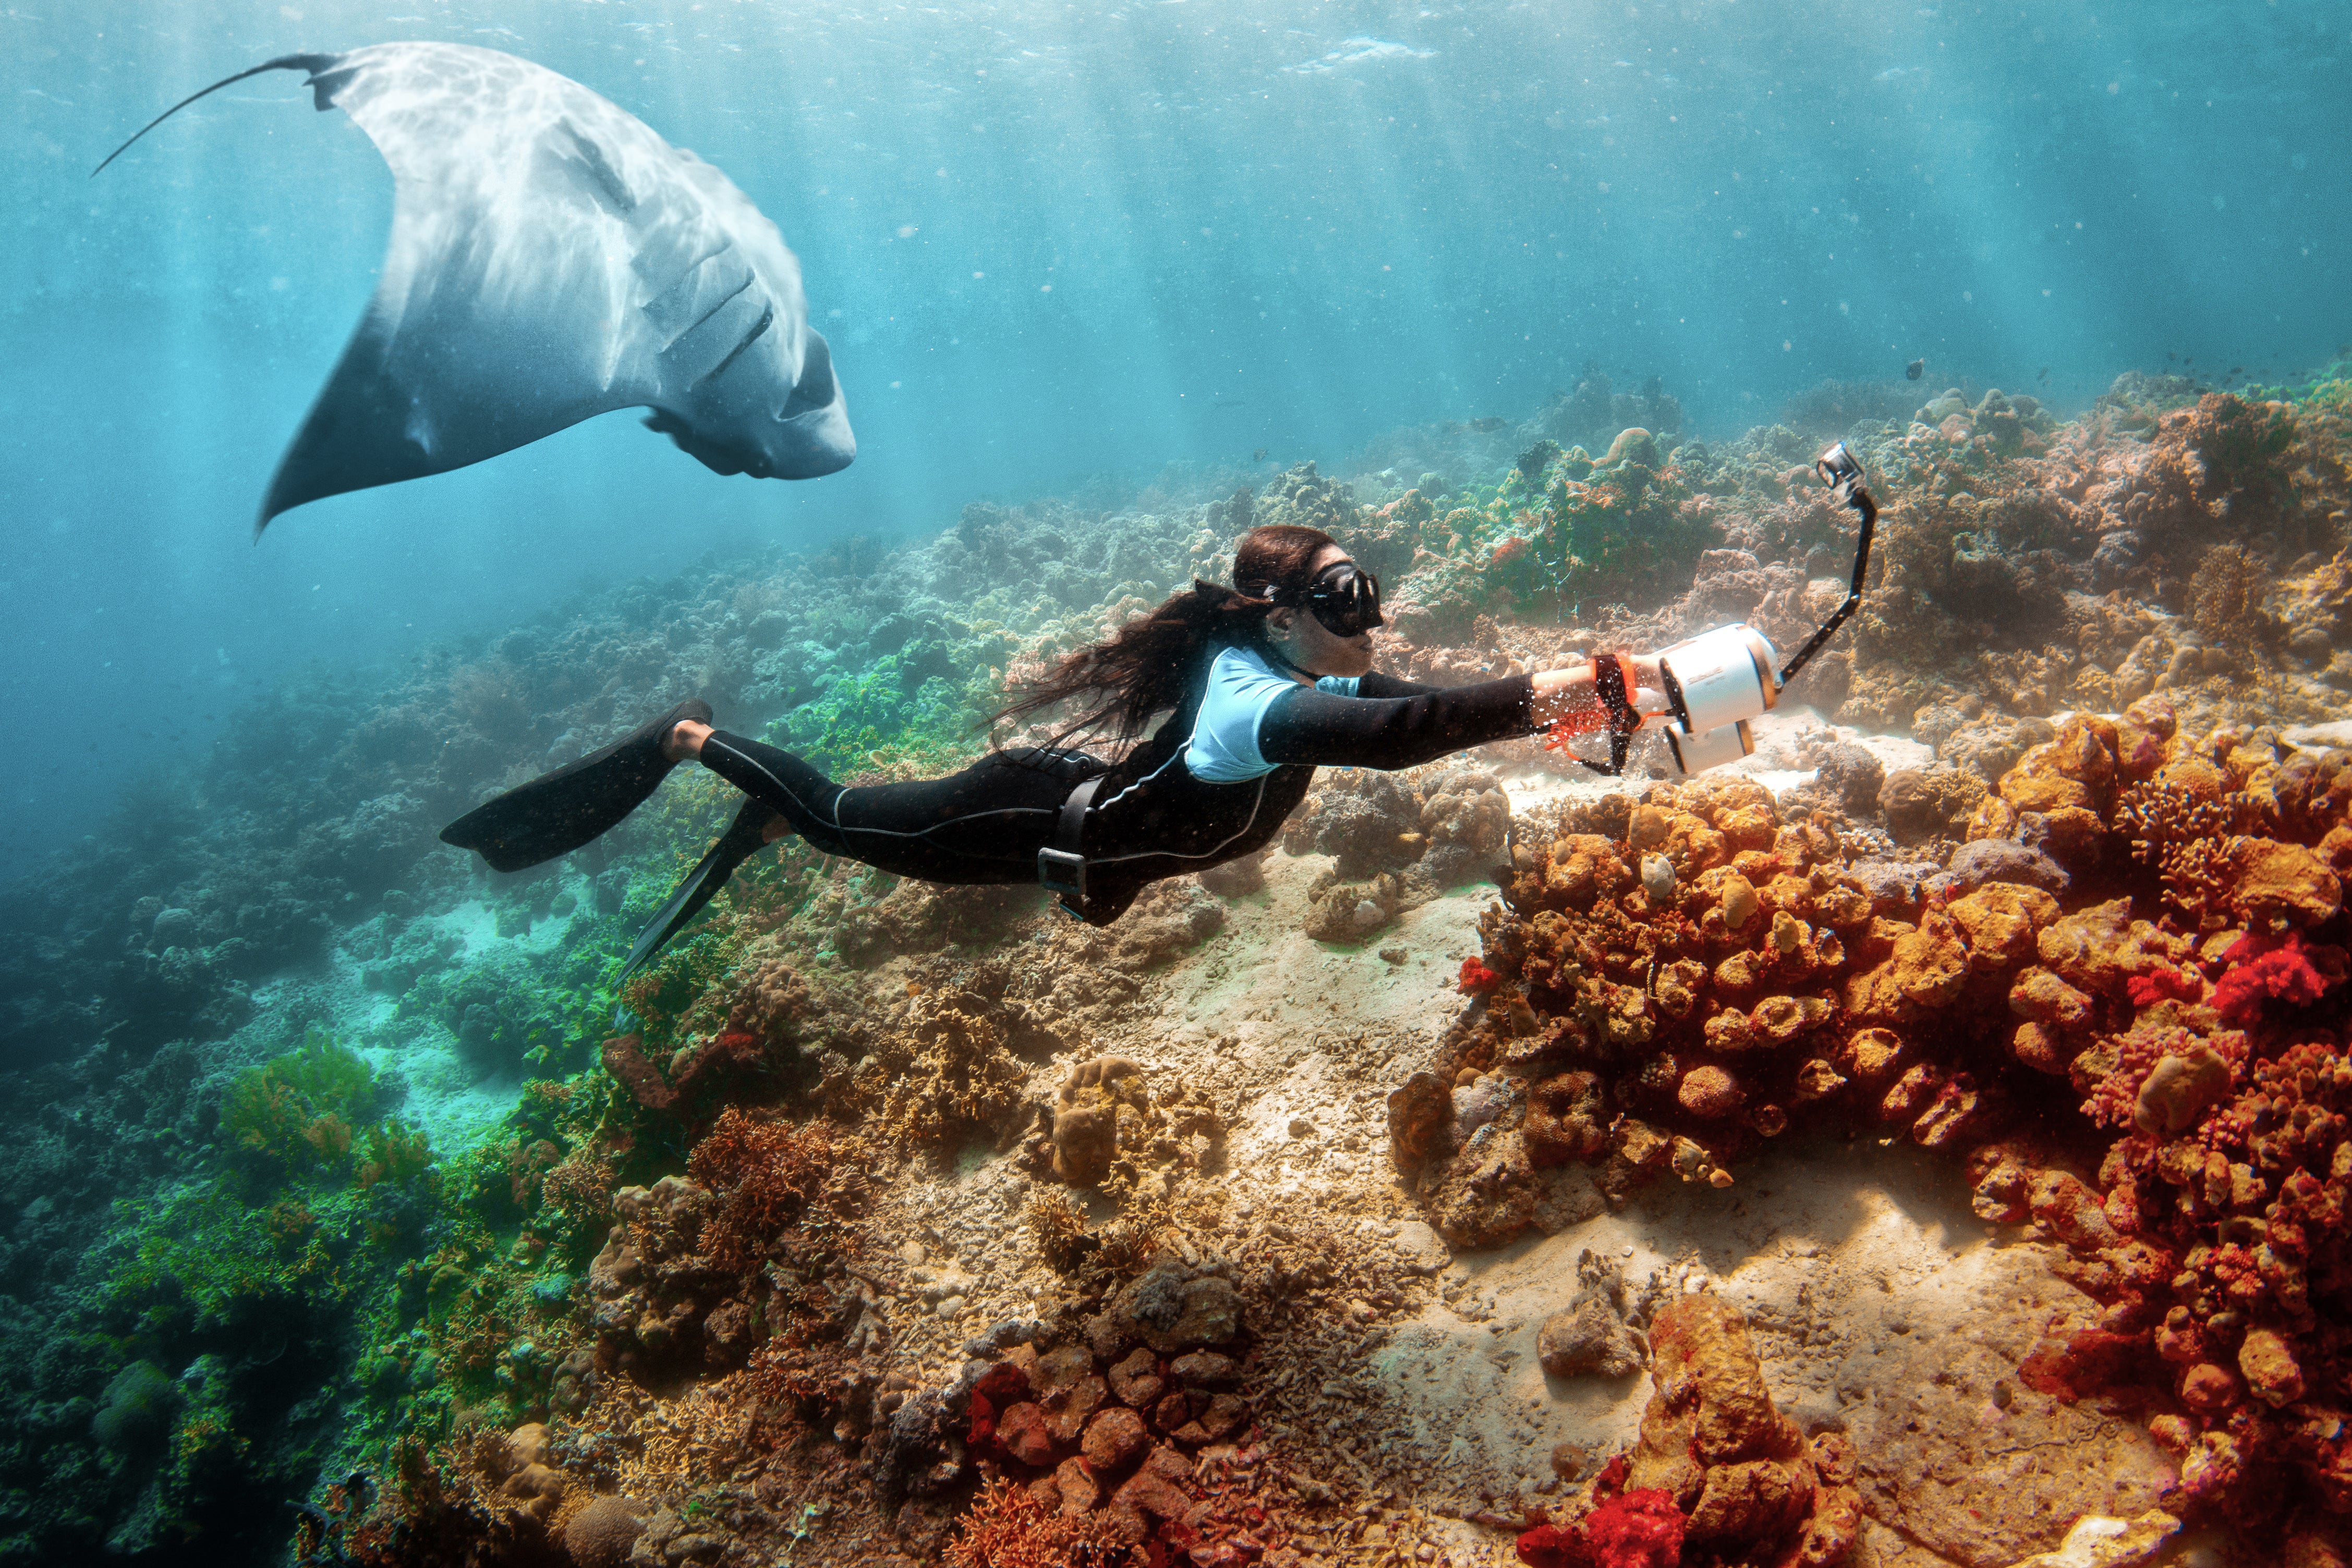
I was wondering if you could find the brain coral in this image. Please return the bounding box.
[562,1494,647,1568]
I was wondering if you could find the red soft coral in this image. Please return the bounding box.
[2126,966,2203,1008]
[1517,1521,1592,1568]
[2213,931,2347,1021]
[1460,957,1503,994]
[1579,1489,1686,1568]
[1519,1462,1686,1568]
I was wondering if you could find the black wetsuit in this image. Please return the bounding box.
[695,654,1539,925]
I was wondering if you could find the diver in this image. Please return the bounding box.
[440,523,1668,980]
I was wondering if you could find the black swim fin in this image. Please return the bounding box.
[440,698,713,873]
[614,798,777,991]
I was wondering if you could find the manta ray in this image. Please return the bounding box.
[96,42,854,535]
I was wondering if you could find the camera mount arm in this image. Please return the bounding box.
[1776,441,1878,687]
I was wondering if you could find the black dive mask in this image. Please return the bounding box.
[1276,561,1384,637]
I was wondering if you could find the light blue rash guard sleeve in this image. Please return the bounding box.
[1184,646,1310,782]
[1183,649,1524,780]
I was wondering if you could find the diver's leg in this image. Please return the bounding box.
[692,731,857,855]
[695,732,1093,884]
[619,739,1089,985]
[440,698,713,872]
[616,797,774,985]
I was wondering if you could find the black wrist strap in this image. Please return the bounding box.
[1579,653,1645,777]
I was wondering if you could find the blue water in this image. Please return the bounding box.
[2,0,2346,870]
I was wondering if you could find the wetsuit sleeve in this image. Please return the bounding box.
[1353,672,1443,699]
[1313,672,1442,699]
[1256,675,1537,770]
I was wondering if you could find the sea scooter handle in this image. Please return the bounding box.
[1642,441,1880,775]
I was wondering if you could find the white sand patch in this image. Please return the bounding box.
[2285,718,2352,749]
[1486,704,1935,823]
[1357,1137,2020,1497]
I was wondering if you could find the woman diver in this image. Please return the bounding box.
[440,523,1668,979]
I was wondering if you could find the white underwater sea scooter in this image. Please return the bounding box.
[1570,441,1880,777]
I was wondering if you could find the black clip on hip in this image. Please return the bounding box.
[1038,773,1107,921]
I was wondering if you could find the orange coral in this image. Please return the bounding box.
[1436,711,2352,1537]
[686,1108,847,1275]
[944,1477,1133,1567]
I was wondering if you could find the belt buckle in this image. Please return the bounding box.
[1037,847,1087,902]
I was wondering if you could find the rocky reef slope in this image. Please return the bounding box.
[1,362,2348,1567]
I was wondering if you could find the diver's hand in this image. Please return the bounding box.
[1530,652,1668,726]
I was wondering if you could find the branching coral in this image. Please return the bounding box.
[870,989,1035,1153]
[945,1477,1132,1567]
[687,1108,862,1275]
[220,1030,384,1178]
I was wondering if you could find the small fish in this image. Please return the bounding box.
[1252,447,1269,461]
[2036,367,2050,382]
[1905,358,1924,381]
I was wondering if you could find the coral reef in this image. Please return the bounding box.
[1517,1295,1859,1568]
[5,363,2352,1565]
[1284,765,1514,941]
[1418,697,2351,1545]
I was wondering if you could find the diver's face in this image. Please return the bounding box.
[1268,544,1377,679]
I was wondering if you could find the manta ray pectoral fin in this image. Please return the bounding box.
[105,41,854,529]
[92,53,339,176]
[256,316,439,536]
[773,329,855,477]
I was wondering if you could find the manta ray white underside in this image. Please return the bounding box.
[100,42,855,534]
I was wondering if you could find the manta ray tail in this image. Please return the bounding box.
[92,53,338,177]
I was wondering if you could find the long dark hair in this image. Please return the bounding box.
[995,523,1336,743]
